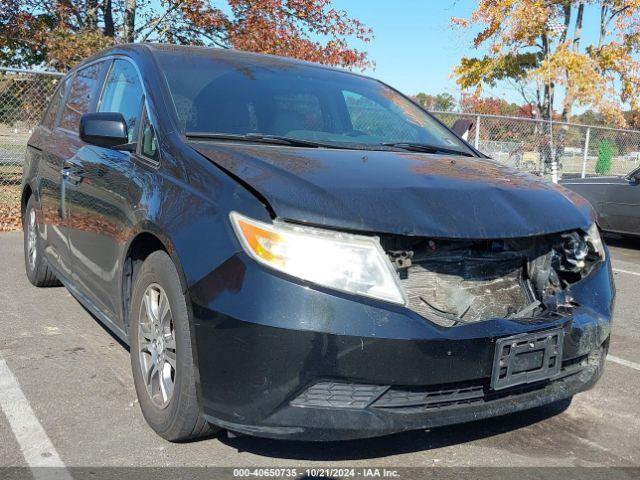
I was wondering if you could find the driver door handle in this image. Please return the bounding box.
[61,167,84,185]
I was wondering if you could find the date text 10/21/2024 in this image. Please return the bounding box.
[232,468,401,478]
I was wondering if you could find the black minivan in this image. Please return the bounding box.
[22,44,614,442]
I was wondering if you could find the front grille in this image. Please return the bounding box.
[398,256,531,327]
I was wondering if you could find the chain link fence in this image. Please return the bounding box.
[1,67,640,231]
[0,67,63,231]
[431,111,640,179]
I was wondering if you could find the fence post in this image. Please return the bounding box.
[474,115,480,149]
[581,127,591,179]
[548,120,558,183]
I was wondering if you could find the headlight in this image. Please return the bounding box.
[557,224,605,274]
[585,223,606,261]
[230,212,406,305]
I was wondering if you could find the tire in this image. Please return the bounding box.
[23,196,61,287]
[129,251,217,442]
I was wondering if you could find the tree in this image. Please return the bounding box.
[595,139,617,174]
[573,109,602,125]
[459,93,523,116]
[624,110,640,130]
[451,1,640,126]
[414,92,456,111]
[0,0,373,71]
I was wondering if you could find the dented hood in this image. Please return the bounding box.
[190,141,594,239]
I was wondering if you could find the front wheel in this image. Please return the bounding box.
[23,196,61,287]
[129,251,218,441]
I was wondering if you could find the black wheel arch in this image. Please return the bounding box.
[120,222,189,333]
[121,222,208,428]
[21,182,35,221]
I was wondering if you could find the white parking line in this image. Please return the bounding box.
[0,359,71,480]
[607,355,640,372]
[613,268,640,277]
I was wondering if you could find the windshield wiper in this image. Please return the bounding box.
[186,132,349,149]
[381,142,474,157]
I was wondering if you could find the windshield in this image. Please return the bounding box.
[156,49,473,154]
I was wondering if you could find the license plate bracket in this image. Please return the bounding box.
[491,328,564,391]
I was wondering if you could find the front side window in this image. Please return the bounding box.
[157,51,472,154]
[60,61,105,132]
[42,76,70,129]
[98,59,144,142]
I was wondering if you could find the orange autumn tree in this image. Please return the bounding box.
[452,1,640,126]
[0,0,372,71]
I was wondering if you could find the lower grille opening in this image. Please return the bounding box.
[371,383,485,410]
[372,355,587,412]
[290,356,588,412]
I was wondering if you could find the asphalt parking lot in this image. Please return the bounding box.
[0,230,639,478]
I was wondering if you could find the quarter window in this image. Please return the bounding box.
[60,62,105,132]
[98,59,143,142]
[140,109,158,160]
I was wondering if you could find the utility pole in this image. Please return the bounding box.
[545,19,566,183]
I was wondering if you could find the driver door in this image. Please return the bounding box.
[66,58,145,322]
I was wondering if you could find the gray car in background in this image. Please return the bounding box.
[561,167,640,237]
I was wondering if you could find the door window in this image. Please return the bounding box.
[98,59,144,142]
[60,62,105,132]
[42,76,71,129]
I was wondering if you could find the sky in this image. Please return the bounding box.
[140,0,609,110]
[331,0,479,98]
[331,0,605,108]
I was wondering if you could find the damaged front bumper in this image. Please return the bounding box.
[189,248,614,441]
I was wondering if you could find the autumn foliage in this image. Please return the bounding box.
[0,0,373,71]
[452,1,640,126]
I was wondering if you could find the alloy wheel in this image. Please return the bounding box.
[27,208,38,271]
[138,283,177,409]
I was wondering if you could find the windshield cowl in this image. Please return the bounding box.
[185,132,477,155]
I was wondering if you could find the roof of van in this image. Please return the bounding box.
[74,42,365,79]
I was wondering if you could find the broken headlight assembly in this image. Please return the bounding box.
[586,222,606,261]
[555,223,605,278]
[230,212,407,305]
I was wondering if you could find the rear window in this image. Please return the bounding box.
[157,51,471,154]
[60,61,105,132]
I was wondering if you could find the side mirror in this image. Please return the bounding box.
[80,112,132,150]
[626,170,640,184]
[451,119,474,140]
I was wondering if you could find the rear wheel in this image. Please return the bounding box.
[23,196,61,287]
[129,251,217,441]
